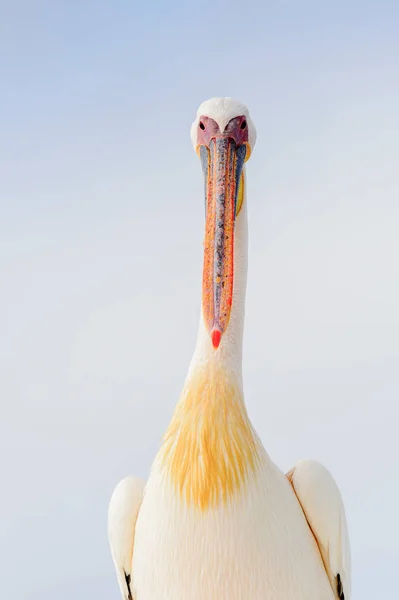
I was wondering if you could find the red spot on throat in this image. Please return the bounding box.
[211,329,222,349]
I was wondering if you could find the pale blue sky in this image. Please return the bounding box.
[1,2,399,599]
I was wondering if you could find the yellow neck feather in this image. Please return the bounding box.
[160,363,259,510]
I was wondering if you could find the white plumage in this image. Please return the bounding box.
[108,477,145,600]
[108,97,351,599]
[287,460,351,599]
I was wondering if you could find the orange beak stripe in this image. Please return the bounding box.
[201,138,246,348]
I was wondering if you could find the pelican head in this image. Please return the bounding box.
[190,97,257,350]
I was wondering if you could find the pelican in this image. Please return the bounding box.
[108,97,351,600]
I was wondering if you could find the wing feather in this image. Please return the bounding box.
[287,460,351,600]
[108,476,145,600]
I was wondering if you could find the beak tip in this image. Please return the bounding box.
[211,329,222,349]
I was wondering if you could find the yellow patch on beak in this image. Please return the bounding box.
[160,364,260,510]
[243,141,252,162]
[236,170,245,216]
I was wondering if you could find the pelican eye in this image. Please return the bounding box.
[240,120,247,130]
[199,121,205,130]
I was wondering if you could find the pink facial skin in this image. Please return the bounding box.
[196,115,249,147]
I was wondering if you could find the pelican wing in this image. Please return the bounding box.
[108,476,145,600]
[287,460,351,600]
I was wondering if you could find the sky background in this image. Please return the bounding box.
[1,1,398,598]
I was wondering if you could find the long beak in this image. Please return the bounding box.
[200,138,247,349]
